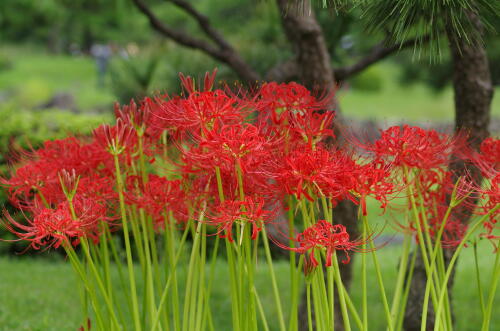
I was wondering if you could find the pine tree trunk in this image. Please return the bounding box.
[403,10,493,331]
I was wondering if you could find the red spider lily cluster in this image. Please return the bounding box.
[1,72,499,260]
[1,71,499,331]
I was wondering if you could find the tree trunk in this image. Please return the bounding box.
[276,1,358,330]
[403,10,493,331]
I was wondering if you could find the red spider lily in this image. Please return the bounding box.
[353,160,396,215]
[155,89,245,136]
[471,137,500,178]
[179,69,218,95]
[368,125,464,170]
[479,137,500,170]
[2,197,108,250]
[1,138,114,209]
[93,119,136,155]
[288,108,336,149]
[59,169,80,198]
[77,175,118,206]
[254,82,331,117]
[182,123,277,175]
[114,100,150,132]
[125,174,187,227]
[114,99,169,146]
[254,82,336,148]
[476,174,500,249]
[207,197,275,242]
[286,220,365,267]
[268,146,357,202]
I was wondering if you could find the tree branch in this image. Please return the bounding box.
[131,0,260,83]
[167,0,233,50]
[334,37,425,81]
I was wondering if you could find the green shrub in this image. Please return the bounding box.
[0,105,111,170]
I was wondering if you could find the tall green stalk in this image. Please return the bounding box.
[113,154,142,331]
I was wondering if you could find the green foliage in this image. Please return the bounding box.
[0,53,12,71]
[361,0,500,57]
[110,53,161,103]
[0,0,142,50]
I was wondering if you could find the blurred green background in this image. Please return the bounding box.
[0,0,499,330]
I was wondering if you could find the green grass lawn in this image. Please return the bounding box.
[0,45,116,111]
[1,239,498,331]
[339,63,500,122]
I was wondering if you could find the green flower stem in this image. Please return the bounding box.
[235,160,258,330]
[67,197,120,329]
[261,225,286,331]
[77,275,89,331]
[139,209,158,328]
[128,206,147,274]
[341,281,364,331]
[215,167,225,203]
[289,255,304,331]
[253,286,270,331]
[225,237,241,331]
[80,238,121,329]
[307,282,313,331]
[396,251,418,331]
[322,194,337,328]
[473,243,485,318]
[215,166,241,331]
[65,245,106,330]
[101,231,127,329]
[194,224,208,331]
[99,224,113,306]
[166,213,180,331]
[327,263,336,330]
[150,222,191,331]
[362,215,393,331]
[311,269,326,331]
[405,169,442,326]
[315,254,332,330]
[113,154,142,331]
[332,250,351,331]
[389,234,411,329]
[481,240,500,331]
[35,189,50,208]
[437,248,453,330]
[420,193,457,329]
[182,220,203,331]
[105,225,133,317]
[433,204,500,331]
[287,195,299,331]
[361,208,368,331]
[138,134,165,327]
[202,236,220,330]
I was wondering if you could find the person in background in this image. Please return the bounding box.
[90,43,112,87]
